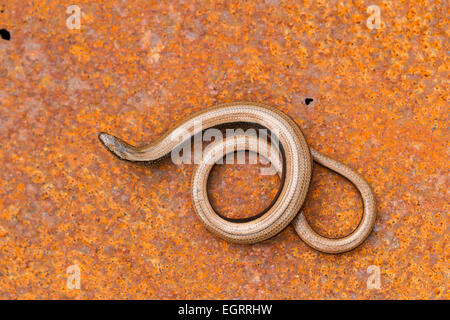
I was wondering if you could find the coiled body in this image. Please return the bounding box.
[99,102,376,253]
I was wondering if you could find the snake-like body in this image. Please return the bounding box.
[99,102,376,253]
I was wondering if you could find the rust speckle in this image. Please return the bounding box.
[0,1,447,299]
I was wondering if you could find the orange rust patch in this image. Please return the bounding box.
[0,1,447,299]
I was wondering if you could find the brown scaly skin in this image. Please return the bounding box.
[98,102,376,254]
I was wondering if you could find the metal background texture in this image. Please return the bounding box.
[0,0,447,299]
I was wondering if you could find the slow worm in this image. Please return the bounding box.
[99,102,376,253]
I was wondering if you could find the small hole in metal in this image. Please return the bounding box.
[305,98,314,105]
[0,29,11,40]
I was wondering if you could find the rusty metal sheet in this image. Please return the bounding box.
[0,1,447,299]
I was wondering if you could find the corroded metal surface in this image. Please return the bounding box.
[0,1,447,299]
